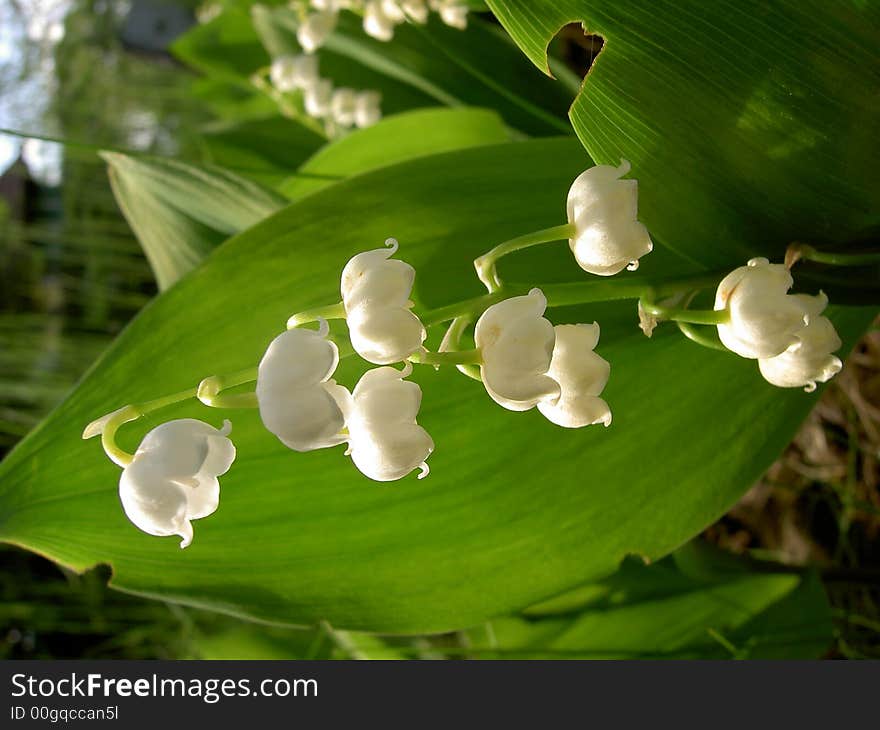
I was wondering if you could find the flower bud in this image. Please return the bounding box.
[715,257,811,359]
[304,78,333,118]
[364,0,398,41]
[758,292,842,391]
[270,54,319,92]
[400,0,428,23]
[341,239,426,364]
[346,363,434,481]
[119,419,236,548]
[566,159,653,276]
[474,288,560,411]
[331,87,358,127]
[256,325,351,452]
[430,0,468,29]
[298,10,337,53]
[537,323,612,428]
[354,91,382,128]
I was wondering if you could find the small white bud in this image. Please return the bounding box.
[400,0,428,23]
[346,364,434,481]
[270,54,319,92]
[298,10,337,53]
[354,90,382,128]
[118,419,236,548]
[331,87,358,127]
[715,257,812,359]
[363,0,397,41]
[430,0,467,29]
[474,288,560,411]
[304,78,334,118]
[341,240,427,364]
[566,159,653,276]
[758,292,842,391]
[537,324,612,428]
[256,326,351,451]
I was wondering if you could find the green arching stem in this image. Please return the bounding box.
[197,367,260,409]
[84,387,197,467]
[788,241,880,267]
[639,291,730,326]
[474,223,577,293]
[438,316,484,383]
[288,302,347,329]
[409,349,482,366]
[676,322,730,352]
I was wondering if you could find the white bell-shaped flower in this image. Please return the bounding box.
[298,10,337,53]
[304,78,333,118]
[345,363,433,481]
[537,323,612,428]
[474,288,560,411]
[341,239,426,364]
[758,292,842,392]
[256,323,351,452]
[566,159,653,276]
[715,257,812,359]
[354,90,382,128]
[310,0,350,9]
[363,0,398,41]
[331,87,358,127]
[269,54,319,92]
[400,0,428,23]
[430,0,468,29]
[119,419,236,548]
[380,0,407,22]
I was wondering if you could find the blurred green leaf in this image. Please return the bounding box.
[486,0,880,271]
[103,152,287,289]
[279,107,512,199]
[0,139,872,632]
[466,547,832,659]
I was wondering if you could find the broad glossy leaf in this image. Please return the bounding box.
[250,6,573,135]
[198,115,325,187]
[279,107,512,199]
[486,0,880,269]
[465,547,832,659]
[103,152,287,289]
[0,139,871,632]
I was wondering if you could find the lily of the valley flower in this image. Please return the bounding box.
[474,288,560,411]
[429,0,468,29]
[758,292,842,392]
[304,78,333,118]
[363,0,397,40]
[400,0,429,23]
[537,324,612,428]
[119,419,236,548]
[331,87,358,127]
[298,10,337,53]
[345,363,433,481]
[270,54,319,93]
[566,159,653,276]
[256,323,350,451]
[715,257,812,359]
[341,239,426,364]
[354,90,382,128]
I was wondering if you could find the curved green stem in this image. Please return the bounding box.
[82,388,198,467]
[639,294,729,326]
[409,349,482,366]
[676,322,730,352]
[787,241,880,267]
[474,223,576,293]
[288,302,346,329]
[197,367,259,409]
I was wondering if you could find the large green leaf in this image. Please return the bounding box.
[465,546,832,659]
[485,1,880,272]
[278,107,512,199]
[103,153,287,290]
[0,139,871,632]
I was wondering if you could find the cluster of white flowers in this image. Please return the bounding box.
[269,53,382,133]
[295,0,468,49]
[714,257,842,391]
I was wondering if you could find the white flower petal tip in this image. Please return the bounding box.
[346,366,434,482]
[566,158,653,276]
[118,419,236,548]
[715,257,817,360]
[269,54,319,92]
[297,10,337,53]
[637,300,657,338]
[757,294,843,391]
[341,242,426,364]
[256,328,351,452]
[474,288,560,412]
[537,323,612,429]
